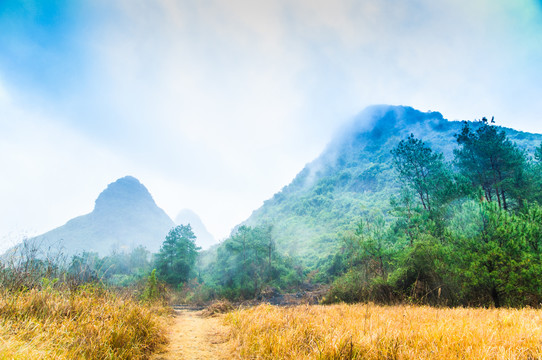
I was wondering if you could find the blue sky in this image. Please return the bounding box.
[1,0,542,251]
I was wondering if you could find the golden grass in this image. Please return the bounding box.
[0,286,168,359]
[225,303,542,359]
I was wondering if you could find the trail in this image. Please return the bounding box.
[151,308,232,360]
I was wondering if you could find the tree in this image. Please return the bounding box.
[155,225,200,287]
[68,251,101,283]
[535,142,542,163]
[216,225,273,298]
[142,269,159,301]
[531,143,542,203]
[211,225,300,299]
[454,118,526,210]
[389,234,448,304]
[341,218,391,280]
[453,202,542,307]
[391,134,453,212]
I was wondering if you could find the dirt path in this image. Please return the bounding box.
[151,309,232,360]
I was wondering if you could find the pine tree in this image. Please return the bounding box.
[155,225,200,287]
[454,118,526,209]
[391,134,452,211]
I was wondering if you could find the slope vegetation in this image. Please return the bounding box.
[243,105,542,265]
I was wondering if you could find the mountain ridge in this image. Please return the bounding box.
[242,105,542,265]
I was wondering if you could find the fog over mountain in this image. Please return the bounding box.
[175,209,216,250]
[23,176,175,256]
[242,105,542,265]
[8,106,542,264]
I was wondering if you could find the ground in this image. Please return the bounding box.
[151,308,231,360]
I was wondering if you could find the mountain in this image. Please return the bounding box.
[175,209,216,250]
[242,105,542,265]
[24,176,175,256]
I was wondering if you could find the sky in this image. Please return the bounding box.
[1,0,542,252]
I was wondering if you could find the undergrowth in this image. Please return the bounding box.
[0,284,168,359]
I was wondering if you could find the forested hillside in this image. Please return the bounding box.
[194,106,542,304]
[243,106,542,266]
[322,116,542,307]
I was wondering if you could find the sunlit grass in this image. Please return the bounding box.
[0,285,168,359]
[226,303,542,359]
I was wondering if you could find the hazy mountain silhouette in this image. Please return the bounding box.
[26,176,175,256]
[242,105,542,264]
[175,209,216,250]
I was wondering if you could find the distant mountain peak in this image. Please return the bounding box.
[22,176,175,256]
[336,105,446,144]
[94,176,155,212]
[360,105,443,121]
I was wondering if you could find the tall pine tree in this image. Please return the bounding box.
[454,118,526,209]
[155,225,200,287]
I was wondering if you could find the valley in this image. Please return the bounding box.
[2,105,542,359]
[2,1,542,358]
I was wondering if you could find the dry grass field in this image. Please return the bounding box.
[0,286,168,359]
[4,289,542,360]
[225,303,542,359]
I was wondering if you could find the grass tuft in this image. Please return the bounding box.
[202,299,234,317]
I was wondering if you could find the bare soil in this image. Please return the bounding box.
[151,308,232,360]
